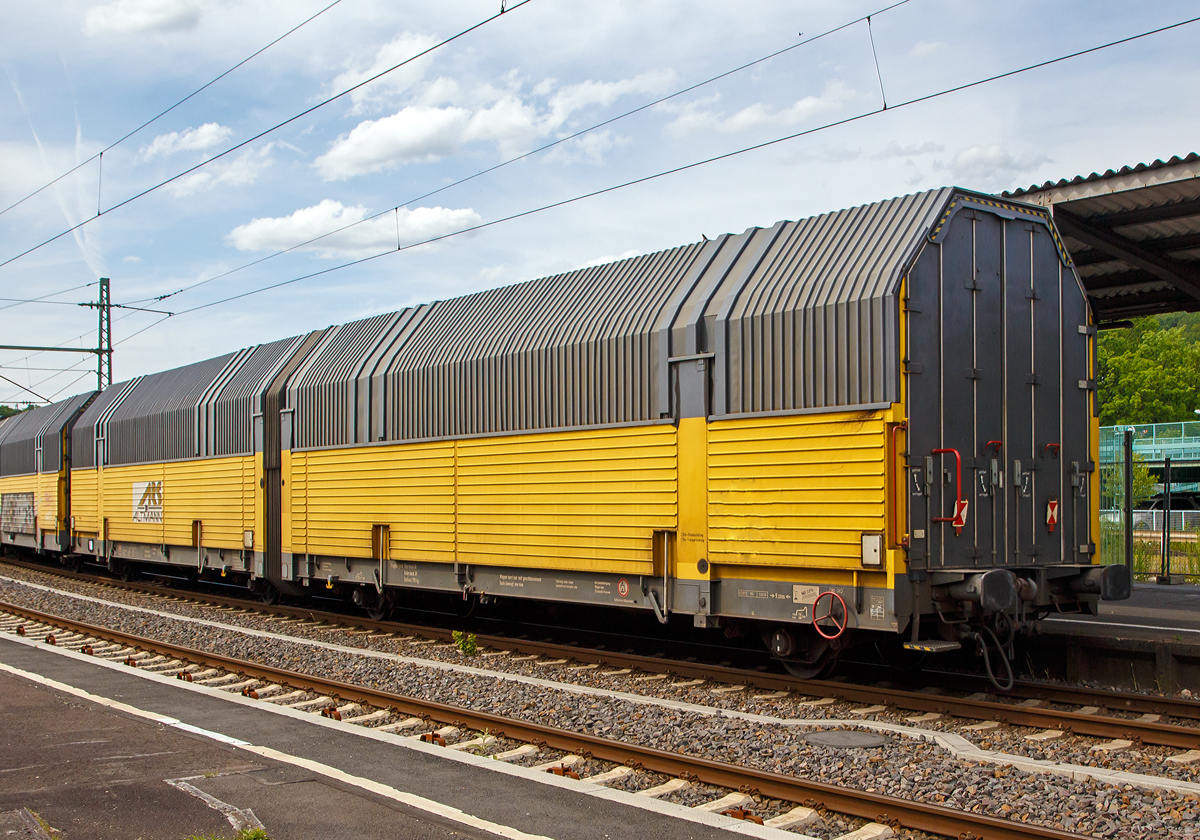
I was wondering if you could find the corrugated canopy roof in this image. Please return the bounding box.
[1005,153,1200,321]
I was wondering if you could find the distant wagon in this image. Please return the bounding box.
[0,187,1129,686]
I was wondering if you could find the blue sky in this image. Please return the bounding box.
[2,0,1198,406]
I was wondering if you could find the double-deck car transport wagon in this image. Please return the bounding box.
[0,187,1129,684]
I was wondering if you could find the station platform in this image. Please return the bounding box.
[1045,580,1200,636]
[1034,581,1200,692]
[0,635,785,840]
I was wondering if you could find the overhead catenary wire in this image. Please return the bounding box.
[866,15,888,109]
[137,0,915,306]
[46,369,100,402]
[0,308,137,373]
[0,372,49,404]
[0,0,537,271]
[0,281,95,312]
[0,308,147,403]
[143,14,1200,325]
[0,0,349,220]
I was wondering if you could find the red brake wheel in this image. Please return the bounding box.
[812,590,848,639]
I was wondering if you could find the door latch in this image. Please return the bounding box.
[1013,460,1032,498]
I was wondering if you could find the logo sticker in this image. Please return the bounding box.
[617,578,629,598]
[792,584,819,604]
[869,595,886,621]
[132,481,163,524]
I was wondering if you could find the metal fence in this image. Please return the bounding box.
[1099,426,1200,580]
[1100,421,1200,464]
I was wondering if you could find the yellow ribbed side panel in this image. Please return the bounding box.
[456,425,677,573]
[708,411,887,567]
[283,448,299,554]
[99,456,254,549]
[70,469,99,532]
[288,442,455,560]
[35,472,58,534]
[0,473,38,532]
[97,463,165,545]
[0,474,38,497]
[162,456,256,549]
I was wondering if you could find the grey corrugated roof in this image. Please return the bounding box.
[71,338,311,466]
[284,187,1056,444]
[62,186,1063,457]
[1003,153,1200,319]
[1005,153,1200,199]
[0,392,96,476]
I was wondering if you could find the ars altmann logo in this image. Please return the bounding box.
[132,481,163,523]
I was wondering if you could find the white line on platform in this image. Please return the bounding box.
[4,574,1200,799]
[0,635,816,840]
[0,658,555,840]
[166,775,265,833]
[1043,616,1200,635]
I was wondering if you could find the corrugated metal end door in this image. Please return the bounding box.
[906,203,1090,570]
[263,330,326,590]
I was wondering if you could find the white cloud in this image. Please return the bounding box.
[546,70,674,126]
[909,40,944,59]
[576,249,642,270]
[942,144,1051,189]
[226,199,482,258]
[872,141,943,159]
[85,0,201,36]
[314,106,472,178]
[331,32,441,115]
[665,80,855,136]
[143,122,232,159]
[545,130,630,166]
[315,70,674,180]
[167,144,274,196]
[123,255,143,263]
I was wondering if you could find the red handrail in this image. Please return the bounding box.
[892,423,908,547]
[931,447,968,535]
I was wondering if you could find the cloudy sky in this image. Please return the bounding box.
[1,0,1198,405]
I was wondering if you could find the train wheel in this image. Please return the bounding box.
[257,583,280,605]
[781,654,839,680]
[766,624,840,680]
[119,562,139,582]
[366,603,391,621]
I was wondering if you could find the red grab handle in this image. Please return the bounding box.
[931,448,968,535]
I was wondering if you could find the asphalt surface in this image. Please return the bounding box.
[1042,580,1200,640]
[0,635,771,840]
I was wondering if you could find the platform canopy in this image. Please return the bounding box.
[1005,153,1200,323]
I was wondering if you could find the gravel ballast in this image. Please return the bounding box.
[1,566,1198,838]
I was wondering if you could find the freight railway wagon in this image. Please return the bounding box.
[0,188,1130,682]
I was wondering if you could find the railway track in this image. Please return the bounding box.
[0,599,1089,840]
[3,556,1198,751]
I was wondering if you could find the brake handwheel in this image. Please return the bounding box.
[812,590,848,640]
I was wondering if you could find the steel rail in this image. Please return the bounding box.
[4,557,1200,748]
[0,600,1086,840]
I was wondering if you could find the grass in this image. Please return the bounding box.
[29,811,59,838]
[452,630,478,656]
[1100,519,1200,579]
[185,829,271,840]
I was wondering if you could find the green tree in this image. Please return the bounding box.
[1096,317,1200,427]
[0,405,28,419]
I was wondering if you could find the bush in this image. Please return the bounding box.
[452,630,477,656]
